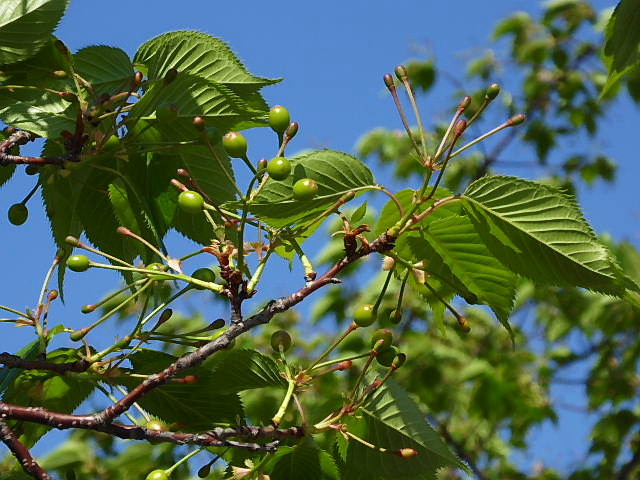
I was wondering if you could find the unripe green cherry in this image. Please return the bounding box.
[485,83,500,100]
[376,346,399,367]
[191,267,216,289]
[146,470,170,480]
[267,157,291,181]
[67,254,91,272]
[271,330,292,353]
[222,131,248,158]
[178,190,204,214]
[25,164,39,176]
[390,309,403,325]
[269,105,291,133]
[7,203,28,225]
[370,329,393,353]
[353,304,376,327]
[146,263,172,280]
[292,178,318,201]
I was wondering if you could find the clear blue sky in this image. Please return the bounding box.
[0,0,637,476]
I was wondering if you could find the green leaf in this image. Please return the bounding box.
[350,202,368,224]
[129,72,257,137]
[0,340,41,397]
[74,45,133,96]
[3,348,96,447]
[405,215,517,325]
[0,164,15,188]
[205,349,287,393]
[462,175,626,295]
[123,350,244,430]
[343,378,467,479]
[242,150,375,229]
[269,438,324,480]
[133,30,278,123]
[602,0,640,96]
[0,0,70,65]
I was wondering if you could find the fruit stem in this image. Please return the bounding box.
[397,67,430,160]
[34,253,62,345]
[395,270,410,318]
[372,268,394,315]
[306,323,358,373]
[431,96,470,166]
[96,384,140,425]
[384,74,424,163]
[423,119,468,202]
[89,279,148,313]
[347,350,377,404]
[68,238,134,268]
[20,180,41,205]
[272,378,296,426]
[246,247,274,293]
[165,448,205,476]
[236,176,260,275]
[448,115,526,161]
[116,227,170,265]
[373,185,404,216]
[309,352,371,372]
[240,154,257,176]
[202,135,243,198]
[0,305,32,320]
[422,280,467,329]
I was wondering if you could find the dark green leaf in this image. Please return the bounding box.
[73,46,133,96]
[603,0,640,95]
[0,0,70,65]
[269,438,323,480]
[205,349,287,393]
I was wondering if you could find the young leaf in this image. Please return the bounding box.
[0,0,70,65]
[244,150,375,229]
[462,175,627,295]
[73,46,133,96]
[343,378,468,479]
[268,438,325,480]
[602,0,640,96]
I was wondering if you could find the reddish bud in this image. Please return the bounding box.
[132,71,144,88]
[336,360,353,371]
[65,235,80,246]
[158,308,173,325]
[383,73,395,89]
[176,168,190,178]
[458,316,471,334]
[182,374,199,384]
[116,226,132,236]
[193,116,206,131]
[455,119,468,136]
[459,96,471,111]
[48,290,59,302]
[257,158,268,172]
[285,122,299,139]
[59,92,76,102]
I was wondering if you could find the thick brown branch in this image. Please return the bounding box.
[0,352,90,373]
[0,129,77,166]
[0,419,51,480]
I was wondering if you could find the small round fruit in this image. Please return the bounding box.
[222,131,248,158]
[257,158,268,172]
[269,105,291,133]
[7,203,28,225]
[146,470,170,480]
[376,346,399,367]
[353,304,376,327]
[191,267,216,289]
[146,263,172,280]
[67,254,91,272]
[370,329,393,353]
[270,330,292,353]
[267,157,291,181]
[145,419,168,432]
[178,190,204,214]
[25,164,39,175]
[389,309,403,325]
[292,178,318,201]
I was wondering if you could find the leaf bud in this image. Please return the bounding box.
[485,83,500,100]
[65,235,80,246]
[48,290,59,302]
[455,119,468,136]
[336,360,353,371]
[193,116,206,131]
[257,158,268,172]
[182,374,199,384]
[508,113,526,126]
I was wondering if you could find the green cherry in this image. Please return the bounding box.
[178,190,204,214]
[146,263,172,280]
[370,329,393,353]
[191,267,216,289]
[376,346,399,367]
[25,164,39,175]
[222,131,248,158]
[353,304,376,327]
[7,203,28,226]
[292,178,318,201]
[269,105,291,133]
[267,157,291,181]
[270,330,292,353]
[67,254,91,272]
[146,470,170,480]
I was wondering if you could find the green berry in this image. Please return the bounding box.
[222,131,248,158]
[292,178,318,201]
[146,470,170,480]
[146,263,172,280]
[271,330,292,353]
[267,157,291,181]
[353,304,376,327]
[390,309,403,325]
[370,329,393,353]
[7,203,28,226]
[66,254,91,272]
[178,190,204,214]
[376,346,399,367]
[485,83,500,100]
[25,164,39,175]
[191,267,216,289]
[269,105,291,133]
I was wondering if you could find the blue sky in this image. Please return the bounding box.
[1,0,638,476]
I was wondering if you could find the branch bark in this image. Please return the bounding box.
[0,419,52,480]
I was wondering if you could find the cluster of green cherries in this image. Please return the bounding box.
[178,105,319,215]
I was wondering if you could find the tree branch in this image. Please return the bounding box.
[0,129,79,166]
[0,352,90,373]
[0,419,52,480]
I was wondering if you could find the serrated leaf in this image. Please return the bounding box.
[602,0,640,97]
[0,340,41,397]
[0,164,15,187]
[3,348,96,447]
[241,150,374,229]
[129,72,257,138]
[269,438,323,480]
[205,349,287,393]
[74,45,133,96]
[405,215,517,326]
[0,0,70,65]
[462,175,627,295]
[343,379,467,479]
[123,350,243,430]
